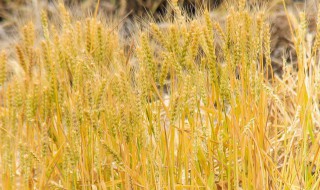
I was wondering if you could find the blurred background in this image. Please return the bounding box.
[0,0,223,20]
[0,0,307,22]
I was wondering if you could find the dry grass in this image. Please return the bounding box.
[1,0,320,189]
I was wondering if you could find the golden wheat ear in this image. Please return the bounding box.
[0,51,7,86]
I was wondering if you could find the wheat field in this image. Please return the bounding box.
[1,0,320,189]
